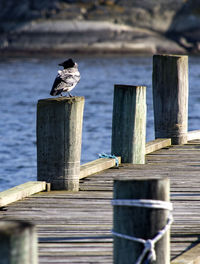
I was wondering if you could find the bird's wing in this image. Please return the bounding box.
[59,69,80,87]
[50,75,64,96]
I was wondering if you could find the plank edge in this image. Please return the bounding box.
[171,243,200,264]
[0,181,47,207]
[187,130,200,141]
[145,138,171,154]
[80,157,121,179]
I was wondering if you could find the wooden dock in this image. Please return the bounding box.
[0,139,200,263]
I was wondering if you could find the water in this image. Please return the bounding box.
[0,55,200,191]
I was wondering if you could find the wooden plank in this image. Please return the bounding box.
[188,130,200,141]
[0,142,200,263]
[171,243,200,264]
[80,157,121,179]
[0,181,46,207]
[145,138,171,154]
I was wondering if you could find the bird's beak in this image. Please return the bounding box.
[58,63,63,66]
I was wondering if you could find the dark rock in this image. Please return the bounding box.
[0,0,200,54]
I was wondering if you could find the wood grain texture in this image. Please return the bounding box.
[188,130,200,141]
[0,140,200,263]
[145,138,171,154]
[153,55,188,145]
[0,181,46,207]
[0,220,38,264]
[113,178,170,264]
[80,157,121,179]
[171,243,200,264]
[37,97,84,191]
[112,85,146,164]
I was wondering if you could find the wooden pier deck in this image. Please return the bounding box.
[1,140,200,263]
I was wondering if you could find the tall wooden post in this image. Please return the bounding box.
[37,97,84,191]
[113,178,170,264]
[111,85,146,164]
[0,220,38,264]
[153,55,188,145]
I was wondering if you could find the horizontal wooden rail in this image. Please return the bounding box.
[80,157,121,179]
[145,138,171,154]
[0,181,47,207]
[171,243,200,264]
[187,130,200,141]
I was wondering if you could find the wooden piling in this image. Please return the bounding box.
[113,177,170,264]
[111,85,146,164]
[153,55,188,145]
[0,220,38,264]
[37,97,84,191]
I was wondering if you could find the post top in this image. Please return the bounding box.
[0,220,34,235]
[114,176,169,182]
[115,84,146,89]
[38,96,85,105]
[153,54,188,59]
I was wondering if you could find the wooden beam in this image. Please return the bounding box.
[37,97,84,191]
[0,220,38,264]
[145,138,171,154]
[188,130,200,141]
[113,177,170,264]
[80,138,172,179]
[112,85,146,164]
[171,243,200,264]
[80,157,121,179]
[0,181,46,207]
[153,55,188,145]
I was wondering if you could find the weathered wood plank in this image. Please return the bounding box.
[188,130,200,141]
[145,138,171,154]
[171,243,200,264]
[0,181,46,207]
[80,157,121,179]
[0,142,200,263]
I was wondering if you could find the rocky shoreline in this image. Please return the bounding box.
[1,0,200,55]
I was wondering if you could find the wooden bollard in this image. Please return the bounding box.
[113,178,170,264]
[153,54,188,145]
[0,220,38,264]
[111,85,146,164]
[37,97,84,191]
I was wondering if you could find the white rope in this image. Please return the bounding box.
[111,199,173,211]
[112,199,173,264]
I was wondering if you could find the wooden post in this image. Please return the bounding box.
[111,85,146,164]
[113,177,170,264]
[37,97,84,191]
[153,54,188,145]
[0,220,38,264]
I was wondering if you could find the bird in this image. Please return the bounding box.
[50,58,80,97]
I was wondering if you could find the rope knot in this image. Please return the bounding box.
[145,239,156,262]
[98,153,119,167]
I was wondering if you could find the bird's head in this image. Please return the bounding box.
[58,58,75,69]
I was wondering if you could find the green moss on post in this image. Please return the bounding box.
[111,85,146,164]
[37,97,84,191]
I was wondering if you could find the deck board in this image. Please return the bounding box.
[0,140,200,263]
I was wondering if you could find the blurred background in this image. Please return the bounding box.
[0,0,200,191]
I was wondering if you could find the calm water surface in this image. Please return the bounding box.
[0,55,200,191]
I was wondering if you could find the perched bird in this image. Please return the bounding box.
[50,58,80,97]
